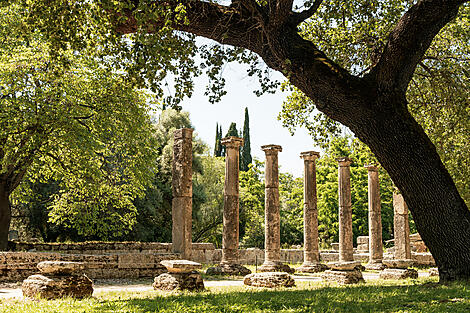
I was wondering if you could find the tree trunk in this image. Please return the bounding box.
[349,103,470,282]
[0,183,11,251]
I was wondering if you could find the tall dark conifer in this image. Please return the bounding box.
[241,108,252,171]
[214,123,222,156]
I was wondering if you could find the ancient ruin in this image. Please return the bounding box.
[380,192,418,279]
[297,151,328,273]
[153,260,204,291]
[22,261,93,299]
[364,165,385,270]
[172,128,193,260]
[206,137,251,276]
[258,145,294,273]
[244,272,295,288]
[322,158,364,284]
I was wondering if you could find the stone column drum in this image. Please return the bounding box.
[259,145,293,273]
[338,157,354,263]
[206,137,251,276]
[393,192,411,260]
[172,128,193,260]
[297,151,328,273]
[380,191,417,279]
[322,158,363,284]
[364,165,385,270]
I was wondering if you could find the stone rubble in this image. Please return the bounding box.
[22,261,93,299]
[154,259,204,291]
[243,272,295,288]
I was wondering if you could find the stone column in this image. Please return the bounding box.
[297,151,327,273]
[364,165,384,270]
[259,145,293,273]
[393,191,411,260]
[172,128,193,260]
[380,191,417,280]
[206,137,251,276]
[322,157,363,284]
[337,157,354,263]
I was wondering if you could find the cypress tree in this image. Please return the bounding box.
[225,122,239,137]
[214,123,222,157]
[241,108,252,171]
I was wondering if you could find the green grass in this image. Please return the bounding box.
[2,278,470,312]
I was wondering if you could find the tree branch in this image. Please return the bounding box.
[369,0,468,95]
[291,0,323,25]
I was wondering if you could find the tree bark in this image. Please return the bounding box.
[0,182,11,251]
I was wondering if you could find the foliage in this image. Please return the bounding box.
[316,136,395,246]
[213,123,223,157]
[192,156,225,246]
[279,3,470,206]
[279,173,304,247]
[1,4,157,241]
[126,109,206,242]
[240,108,252,172]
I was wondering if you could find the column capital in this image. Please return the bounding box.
[261,144,282,154]
[300,151,320,161]
[221,136,244,149]
[174,128,193,140]
[364,164,379,171]
[337,157,352,166]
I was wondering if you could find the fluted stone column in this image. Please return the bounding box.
[172,128,193,260]
[393,192,411,260]
[338,157,354,262]
[297,151,327,273]
[364,165,385,270]
[206,137,251,276]
[259,145,293,273]
[322,157,363,284]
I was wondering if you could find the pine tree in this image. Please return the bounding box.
[241,108,252,171]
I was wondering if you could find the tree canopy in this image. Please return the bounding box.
[5,0,470,281]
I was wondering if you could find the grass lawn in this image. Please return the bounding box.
[1,277,469,312]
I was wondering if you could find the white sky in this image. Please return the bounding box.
[178,62,319,178]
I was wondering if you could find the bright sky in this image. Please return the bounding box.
[179,61,320,178]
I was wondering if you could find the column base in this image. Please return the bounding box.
[258,261,295,274]
[379,268,418,280]
[364,261,386,271]
[244,272,295,288]
[205,263,252,276]
[296,262,329,273]
[321,269,364,285]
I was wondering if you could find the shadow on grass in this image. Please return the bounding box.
[92,282,470,313]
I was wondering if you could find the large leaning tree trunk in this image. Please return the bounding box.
[115,0,470,281]
[0,182,11,251]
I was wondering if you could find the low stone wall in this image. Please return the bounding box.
[0,251,177,282]
[1,241,435,282]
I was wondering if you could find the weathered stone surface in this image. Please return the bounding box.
[338,158,354,262]
[364,262,386,271]
[300,151,321,269]
[22,274,93,299]
[383,259,414,269]
[379,268,418,280]
[160,260,202,273]
[357,236,369,245]
[37,261,84,275]
[296,262,329,273]
[393,192,411,260]
[428,267,439,277]
[153,271,204,291]
[172,128,193,259]
[205,263,251,276]
[331,243,339,251]
[365,165,384,266]
[261,145,284,270]
[243,272,295,288]
[258,261,295,274]
[322,269,364,285]
[328,261,361,271]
